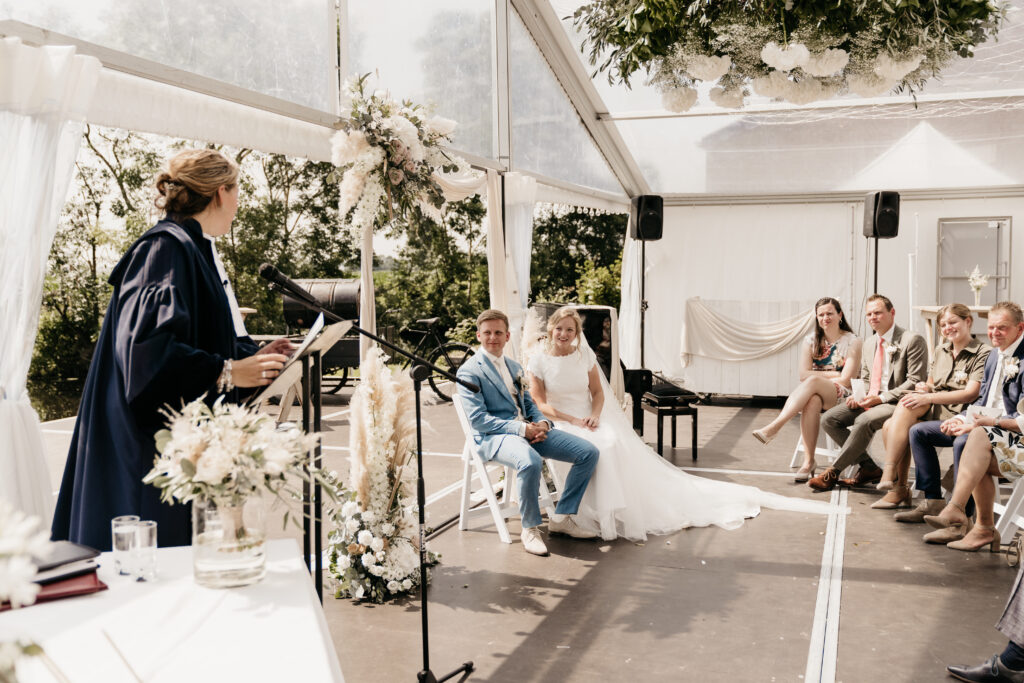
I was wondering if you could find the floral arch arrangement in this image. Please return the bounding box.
[572,0,1008,111]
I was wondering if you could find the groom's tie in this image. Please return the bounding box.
[868,338,885,396]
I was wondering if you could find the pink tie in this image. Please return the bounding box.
[869,338,885,396]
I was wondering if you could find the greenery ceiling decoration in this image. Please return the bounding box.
[572,0,1008,111]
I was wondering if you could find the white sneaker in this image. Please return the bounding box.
[521,527,549,556]
[548,515,598,539]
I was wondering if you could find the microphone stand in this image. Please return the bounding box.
[265,281,476,683]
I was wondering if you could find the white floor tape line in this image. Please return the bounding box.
[805,487,848,683]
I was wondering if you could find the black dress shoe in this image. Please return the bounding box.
[948,655,1024,682]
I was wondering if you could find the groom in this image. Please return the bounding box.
[457,309,599,556]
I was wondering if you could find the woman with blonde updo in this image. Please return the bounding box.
[52,149,294,550]
[526,306,834,542]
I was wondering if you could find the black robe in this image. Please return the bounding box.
[51,217,258,550]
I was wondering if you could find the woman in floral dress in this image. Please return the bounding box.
[752,297,861,481]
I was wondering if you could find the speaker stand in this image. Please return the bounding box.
[873,236,879,294]
[640,239,648,367]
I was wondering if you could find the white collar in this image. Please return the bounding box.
[1000,334,1023,359]
[479,348,505,369]
[876,324,896,347]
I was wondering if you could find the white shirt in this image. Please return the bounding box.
[205,234,249,338]
[479,349,526,436]
[984,333,1023,413]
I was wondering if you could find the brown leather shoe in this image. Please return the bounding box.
[840,462,883,488]
[808,468,842,492]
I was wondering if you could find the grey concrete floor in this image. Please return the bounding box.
[39,390,1017,682]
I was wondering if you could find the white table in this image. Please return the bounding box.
[0,539,344,682]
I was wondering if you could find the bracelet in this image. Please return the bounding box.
[217,359,234,393]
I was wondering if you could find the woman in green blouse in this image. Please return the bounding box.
[871,303,989,509]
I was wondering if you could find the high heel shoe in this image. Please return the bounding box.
[752,429,774,445]
[947,525,1001,553]
[794,462,817,483]
[870,486,912,509]
[924,501,969,530]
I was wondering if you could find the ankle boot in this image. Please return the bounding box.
[893,498,945,523]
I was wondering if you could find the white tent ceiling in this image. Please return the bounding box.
[3,0,1024,204]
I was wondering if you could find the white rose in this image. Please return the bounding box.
[369,565,384,576]
[370,537,384,553]
[402,579,413,590]
[387,580,401,592]
[381,522,395,535]
[193,445,234,484]
[361,552,377,567]
[357,530,373,546]
[345,518,360,533]
[341,501,358,518]
[337,554,351,570]
[426,116,457,137]
[262,445,293,476]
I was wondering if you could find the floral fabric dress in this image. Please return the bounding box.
[806,331,857,399]
[527,345,835,541]
[985,398,1024,482]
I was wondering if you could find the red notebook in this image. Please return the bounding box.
[1,571,108,612]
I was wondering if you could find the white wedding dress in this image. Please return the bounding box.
[528,345,836,541]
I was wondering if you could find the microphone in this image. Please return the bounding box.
[258,263,320,307]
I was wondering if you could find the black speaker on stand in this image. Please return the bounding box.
[630,195,663,368]
[863,191,900,293]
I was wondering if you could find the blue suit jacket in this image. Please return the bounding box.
[456,352,547,461]
[966,340,1024,418]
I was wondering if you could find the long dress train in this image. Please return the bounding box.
[528,346,837,541]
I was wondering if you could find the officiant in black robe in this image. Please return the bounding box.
[51,149,291,550]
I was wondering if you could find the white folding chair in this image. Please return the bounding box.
[995,476,1024,540]
[789,433,874,479]
[453,395,557,543]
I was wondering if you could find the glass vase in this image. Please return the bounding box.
[974,289,983,307]
[192,495,267,588]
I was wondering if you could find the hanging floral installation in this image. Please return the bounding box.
[330,73,468,235]
[572,0,1008,112]
[328,347,431,603]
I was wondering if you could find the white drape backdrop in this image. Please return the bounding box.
[0,37,100,522]
[679,298,815,367]
[618,236,643,369]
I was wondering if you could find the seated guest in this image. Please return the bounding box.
[808,294,928,492]
[914,302,1024,550]
[947,566,1024,681]
[752,297,862,482]
[871,303,988,510]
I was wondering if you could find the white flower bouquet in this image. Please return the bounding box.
[328,348,434,603]
[0,500,53,680]
[143,397,327,512]
[967,265,990,306]
[330,74,466,238]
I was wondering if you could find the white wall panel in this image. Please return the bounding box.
[644,195,1024,396]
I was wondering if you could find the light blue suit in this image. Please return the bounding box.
[457,351,598,529]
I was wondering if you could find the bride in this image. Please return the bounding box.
[526,306,836,541]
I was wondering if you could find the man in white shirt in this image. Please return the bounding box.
[457,309,599,556]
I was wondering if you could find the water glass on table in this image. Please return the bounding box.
[131,520,158,582]
[111,515,141,576]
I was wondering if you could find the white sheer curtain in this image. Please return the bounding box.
[679,297,815,367]
[502,173,537,359]
[618,236,643,368]
[0,38,100,522]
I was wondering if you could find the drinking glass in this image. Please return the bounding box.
[111,515,140,576]
[131,521,158,582]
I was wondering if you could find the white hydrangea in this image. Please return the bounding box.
[686,54,731,82]
[783,76,829,105]
[361,552,377,567]
[752,70,792,99]
[761,41,809,72]
[381,522,396,535]
[357,530,373,546]
[361,509,376,524]
[370,537,384,553]
[847,73,895,97]
[341,501,358,518]
[802,48,849,77]
[709,86,744,109]
[874,53,924,81]
[661,86,698,113]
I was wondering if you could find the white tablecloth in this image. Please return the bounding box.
[0,539,344,682]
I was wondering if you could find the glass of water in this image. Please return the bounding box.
[131,521,158,582]
[111,515,141,576]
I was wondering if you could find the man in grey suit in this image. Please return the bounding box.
[947,567,1024,681]
[809,294,928,492]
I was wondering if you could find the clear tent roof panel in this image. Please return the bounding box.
[2,0,337,114]
[346,0,496,161]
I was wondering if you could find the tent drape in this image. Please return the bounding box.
[617,236,643,369]
[0,37,100,522]
[679,298,815,367]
